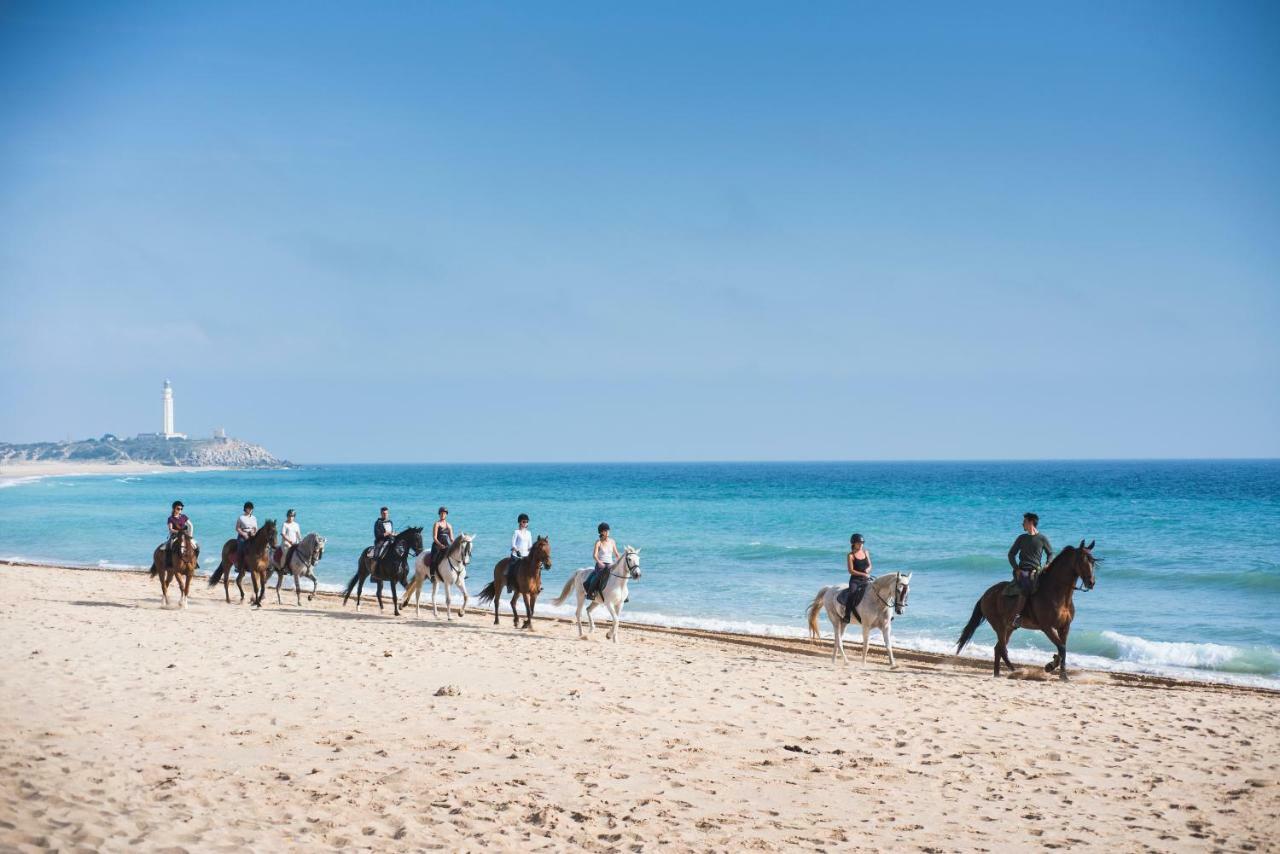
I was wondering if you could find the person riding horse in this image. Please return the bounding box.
[373,506,395,562]
[235,502,258,570]
[165,500,190,568]
[844,533,872,623]
[1008,512,1053,627]
[510,513,532,564]
[429,507,454,577]
[587,522,621,601]
[277,508,301,568]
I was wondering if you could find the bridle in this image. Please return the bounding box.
[442,539,472,579]
[609,551,640,580]
[872,572,909,616]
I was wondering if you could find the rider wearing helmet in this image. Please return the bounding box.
[430,506,453,574]
[235,502,258,568]
[1008,512,1053,627]
[845,534,872,623]
[511,513,532,564]
[165,500,189,568]
[588,522,621,601]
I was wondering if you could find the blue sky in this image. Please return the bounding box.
[1,2,1277,462]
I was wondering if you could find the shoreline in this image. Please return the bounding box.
[1,562,1276,851]
[0,460,230,485]
[6,558,1274,698]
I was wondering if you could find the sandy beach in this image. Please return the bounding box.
[1,564,1276,852]
[0,461,217,485]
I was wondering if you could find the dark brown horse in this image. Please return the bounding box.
[208,520,278,607]
[149,525,199,609]
[956,540,1098,680]
[477,536,552,629]
[341,526,424,616]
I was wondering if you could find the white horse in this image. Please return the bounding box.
[267,532,326,606]
[552,547,641,642]
[806,572,912,667]
[401,534,473,619]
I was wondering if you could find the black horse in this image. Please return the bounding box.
[341,526,424,616]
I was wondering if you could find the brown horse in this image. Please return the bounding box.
[477,536,552,629]
[208,520,278,607]
[149,526,199,609]
[955,540,1098,680]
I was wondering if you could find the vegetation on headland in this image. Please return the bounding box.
[0,434,289,468]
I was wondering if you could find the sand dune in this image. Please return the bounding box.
[0,564,1276,851]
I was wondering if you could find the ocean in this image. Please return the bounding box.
[2,460,1277,689]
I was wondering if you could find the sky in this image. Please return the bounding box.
[0,1,1277,462]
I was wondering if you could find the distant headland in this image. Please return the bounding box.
[0,380,290,470]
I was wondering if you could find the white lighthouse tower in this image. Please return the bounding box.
[161,380,186,439]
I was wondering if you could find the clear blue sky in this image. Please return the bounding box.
[1,2,1277,462]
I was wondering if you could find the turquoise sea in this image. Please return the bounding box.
[1,460,1277,688]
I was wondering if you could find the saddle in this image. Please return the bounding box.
[503,557,522,591]
[275,543,299,569]
[837,582,868,622]
[1003,569,1041,598]
[585,567,609,598]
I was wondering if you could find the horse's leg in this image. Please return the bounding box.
[355,573,366,611]
[574,589,586,639]
[605,598,620,643]
[861,621,871,666]
[235,568,246,603]
[882,620,896,669]
[1042,624,1069,681]
[159,567,171,607]
[294,570,303,607]
[309,572,317,602]
[390,577,400,617]
[431,578,440,620]
[275,568,285,605]
[375,579,385,611]
[510,591,520,627]
[523,592,535,630]
[458,581,468,619]
[180,568,192,609]
[585,600,598,635]
[223,559,232,603]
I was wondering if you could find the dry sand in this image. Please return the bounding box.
[1,564,1276,852]
[0,461,219,484]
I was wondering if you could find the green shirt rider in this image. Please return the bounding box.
[1008,512,1053,628]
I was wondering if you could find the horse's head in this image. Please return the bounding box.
[1076,539,1097,590]
[311,533,326,563]
[622,546,642,580]
[894,572,912,615]
[532,535,552,569]
[458,534,474,566]
[403,526,425,555]
[263,520,279,548]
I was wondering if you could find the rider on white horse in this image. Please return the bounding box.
[277,508,301,566]
[845,533,872,623]
[588,522,621,601]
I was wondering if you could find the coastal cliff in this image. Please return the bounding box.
[0,434,288,468]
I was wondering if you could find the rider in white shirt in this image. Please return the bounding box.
[511,513,532,563]
[280,509,301,564]
[235,501,258,567]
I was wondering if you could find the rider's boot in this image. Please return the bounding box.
[1011,595,1025,628]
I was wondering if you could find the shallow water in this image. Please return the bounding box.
[2,460,1277,687]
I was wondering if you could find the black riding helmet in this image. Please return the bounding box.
[518,513,529,524]
[598,522,610,534]
[850,533,864,547]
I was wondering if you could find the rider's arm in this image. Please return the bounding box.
[511,530,520,556]
[1008,539,1020,574]
[1041,535,1053,564]
[593,541,605,563]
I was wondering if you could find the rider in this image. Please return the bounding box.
[165,500,189,568]
[845,533,872,623]
[235,502,258,569]
[510,513,532,565]
[430,506,454,574]
[1008,512,1053,628]
[279,509,301,566]
[373,506,395,561]
[588,522,621,600]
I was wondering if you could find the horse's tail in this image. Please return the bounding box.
[208,561,226,587]
[341,567,361,603]
[955,597,986,654]
[476,580,497,606]
[552,573,577,607]
[149,561,160,578]
[806,588,827,640]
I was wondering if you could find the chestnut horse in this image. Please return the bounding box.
[955,540,1098,680]
[477,536,552,629]
[149,524,199,609]
[208,520,279,608]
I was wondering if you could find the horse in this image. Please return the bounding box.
[477,536,552,629]
[806,572,912,667]
[341,526,424,616]
[149,523,200,609]
[267,532,326,606]
[955,540,1098,681]
[208,520,278,607]
[400,534,474,619]
[552,546,641,642]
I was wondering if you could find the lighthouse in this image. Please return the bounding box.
[161,380,186,439]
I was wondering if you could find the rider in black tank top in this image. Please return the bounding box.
[846,534,872,623]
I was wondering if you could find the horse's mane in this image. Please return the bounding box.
[253,520,277,542]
